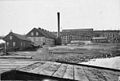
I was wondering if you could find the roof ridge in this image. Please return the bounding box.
[12,32,31,41]
[38,27,56,39]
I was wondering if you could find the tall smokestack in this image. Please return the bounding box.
[57,12,60,37]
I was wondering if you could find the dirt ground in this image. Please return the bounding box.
[9,43,120,63]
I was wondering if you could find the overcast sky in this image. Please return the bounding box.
[0,0,120,36]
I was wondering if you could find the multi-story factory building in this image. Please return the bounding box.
[93,30,120,43]
[61,28,93,45]
[61,28,120,44]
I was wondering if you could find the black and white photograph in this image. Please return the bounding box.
[0,0,120,81]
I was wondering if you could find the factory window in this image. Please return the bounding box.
[36,32,39,36]
[10,36,12,40]
[31,32,34,36]
[13,42,16,47]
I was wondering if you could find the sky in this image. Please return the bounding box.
[0,0,120,36]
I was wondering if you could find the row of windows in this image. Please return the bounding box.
[31,32,39,36]
[6,42,16,47]
[6,42,25,47]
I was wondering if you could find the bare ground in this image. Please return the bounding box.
[9,43,120,63]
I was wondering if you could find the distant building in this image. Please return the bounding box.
[61,28,93,45]
[26,28,56,46]
[92,37,108,43]
[3,32,32,51]
[93,30,120,43]
[61,28,120,44]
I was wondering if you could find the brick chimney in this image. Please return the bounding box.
[57,12,60,38]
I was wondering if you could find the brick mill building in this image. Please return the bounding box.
[93,30,120,43]
[61,28,94,45]
[61,28,120,44]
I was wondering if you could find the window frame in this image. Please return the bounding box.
[13,42,16,47]
[10,36,12,40]
[31,32,34,36]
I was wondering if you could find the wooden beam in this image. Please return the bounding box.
[53,64,68,78]
[74,65,89,81]
[63,65,74,80]
[40,62,61,76]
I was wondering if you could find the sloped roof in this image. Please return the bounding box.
[45,30,56,39]
[38,28,50,38]
[12,32,31,41]
[38,28,56,39]
[3,32,31,42]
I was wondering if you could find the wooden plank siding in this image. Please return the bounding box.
[63,65,74,79]
[53,64,68,78]
[74,65,89,81]
[0,59,38,75]
[39,62,61,76]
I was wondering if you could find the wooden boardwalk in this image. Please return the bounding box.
[18,61,120,81]
[0,59,120,81]
[0,59,37,74]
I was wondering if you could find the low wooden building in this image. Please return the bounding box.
[26,28,56,46]
[3,31,33,51]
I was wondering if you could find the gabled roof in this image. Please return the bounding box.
[4,32,31,42]
[26,28,41,37]
[38,28,50,38]
[26,27,56,39]
[12,32,31,41]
